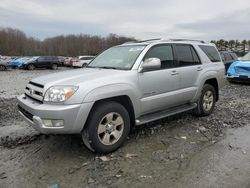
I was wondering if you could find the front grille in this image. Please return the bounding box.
[29,81,44,88]
[24,94,43,103]
[18,105,33,121]
[25,82,44,102]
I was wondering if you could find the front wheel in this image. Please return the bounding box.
[51,63,58,70]
[82,101,130,154]
[194,84,216,116]
[27,64,35,70]
[82,63,87,68]
[0,65,6,71]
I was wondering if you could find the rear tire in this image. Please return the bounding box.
[51,63,58,70]
[194,84,216,116]
[82,101,130,154]
[27,64,35,70]
[0,65,6,71]
[82,63,87,68]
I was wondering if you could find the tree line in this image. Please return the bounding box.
[0,27,135,56]
[211,39,250,56]
[1,27,250,57]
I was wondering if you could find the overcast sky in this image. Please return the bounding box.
[0,0,250,40]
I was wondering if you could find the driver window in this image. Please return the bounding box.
[143,45,175,69]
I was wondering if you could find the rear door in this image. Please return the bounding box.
[138,44,181,114]
[36,56,47,67]
[173,44,203,103]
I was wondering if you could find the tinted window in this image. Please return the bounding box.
[220,53,225,61]
[80,57,93,60]
[175,45,200,66]
[199,45,221,62]
[230,53,238,60]
[144,45,175,69]
[38,57,46,61]
[224,53,233,61]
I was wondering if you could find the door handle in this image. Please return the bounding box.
[197,67,203,71]
[171,70,179,75]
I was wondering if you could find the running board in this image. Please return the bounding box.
[135,103,197,125]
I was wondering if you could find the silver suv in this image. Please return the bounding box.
[17,39,225,153]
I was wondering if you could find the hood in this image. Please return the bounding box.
[234,60,250,68]
[31,68,128,87]
[232,60,250,76]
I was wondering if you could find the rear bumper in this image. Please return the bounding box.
[17,94,94,134]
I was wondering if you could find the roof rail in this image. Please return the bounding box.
[123,38,162,44]
[168,39,206,43]
[138,38,162,43]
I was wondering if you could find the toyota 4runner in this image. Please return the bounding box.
[17,39,225,153]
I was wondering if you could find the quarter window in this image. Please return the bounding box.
[199,45,221,62]
[143,45,175,69]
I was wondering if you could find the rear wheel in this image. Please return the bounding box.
[194,84,216,116]
[51,63,58,70]
[27,64,35,70]
[82,101,130,153]
[82,63,87,68]
[0,65,6,71]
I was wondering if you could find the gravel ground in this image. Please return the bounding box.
[0,68,249,188]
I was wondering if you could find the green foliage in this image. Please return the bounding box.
[211,39,250,56]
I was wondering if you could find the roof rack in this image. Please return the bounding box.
[122,38,206,45]
[168,39,206,43]
[122,38,162,45]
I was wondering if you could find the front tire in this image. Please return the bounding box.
[82,63,87,68]
[0,65,6,71]
[194,84,216,116]
[27,64,35,70]
[51,63,58,70]
[82,101,130,154]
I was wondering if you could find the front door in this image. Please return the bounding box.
[138,44,181,114]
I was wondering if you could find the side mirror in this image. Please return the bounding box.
[140,58,161,72]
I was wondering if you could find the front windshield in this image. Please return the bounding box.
[88,45,146,70]
[241,52,250,61]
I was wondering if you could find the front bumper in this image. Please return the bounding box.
[227,76,250,83]
[17,94,94,134]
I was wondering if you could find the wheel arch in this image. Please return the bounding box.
[87,95,136,127]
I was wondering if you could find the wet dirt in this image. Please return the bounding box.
[0,69,249,188]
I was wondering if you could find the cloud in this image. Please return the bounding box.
[0,0,250,40]
[174,8,250,40]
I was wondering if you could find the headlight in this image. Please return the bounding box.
[44,86,78,102]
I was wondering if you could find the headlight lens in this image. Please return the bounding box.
[44,86,78,102]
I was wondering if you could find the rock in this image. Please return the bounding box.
[107,180,112,185]
[99,156,110,162]
[88,177,95,184]
[242,149,247,155]
[125,153,138,158]
[198,126,208,132]
[168,152,178,160]
[0,172,7,179]
[48,184,59,188]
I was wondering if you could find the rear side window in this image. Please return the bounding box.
[224,53,233,61]
[80,57,93,60]
[175,44,201,66]
[199,45,221,62]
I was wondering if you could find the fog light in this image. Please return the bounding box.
[42,119,53,127]
[52,120,64,127]
[42,119,64,128]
